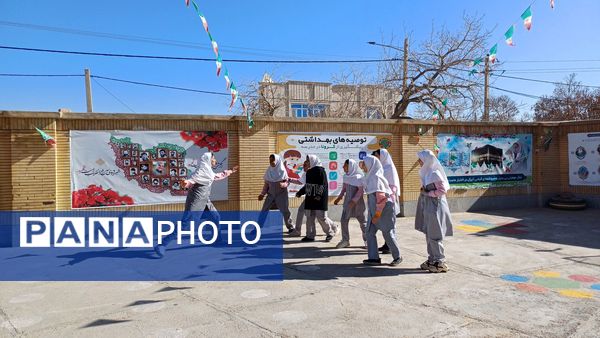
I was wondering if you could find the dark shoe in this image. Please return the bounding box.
[420,260,433,270]
[287,228,295,234]
[390,256,403,266]
[428,261,449,273]
[363,258,382,266]
[154,244,166,258]
[301,237,315,242]
[379,243,390,254]
[325,235,333,242]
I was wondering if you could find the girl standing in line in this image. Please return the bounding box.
[287,160,310,237]
[258,154,295,233]
[372,149,401,254]
[154,152,238,257]
[360,155,402,266]
[415,150,453,273]
[333,159,367,249]
[296,155,338,242]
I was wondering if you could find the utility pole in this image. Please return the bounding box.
[84,68,93,113]
[483,55,490,121]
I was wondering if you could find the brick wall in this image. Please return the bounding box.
[1,111,599,212]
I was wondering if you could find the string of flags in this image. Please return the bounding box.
[468,0,556,75]
[185,0,254,128]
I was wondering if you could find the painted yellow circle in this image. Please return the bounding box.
[533,271,561,278]
[559,290,594,299]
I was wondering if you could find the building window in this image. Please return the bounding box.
[291,104,309,118]
[291,104,328,118]
[366,107,383,119]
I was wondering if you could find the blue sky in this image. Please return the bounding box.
[1,0,599,117]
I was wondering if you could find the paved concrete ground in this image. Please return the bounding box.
[1,208,599,337]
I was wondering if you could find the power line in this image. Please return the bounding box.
[492,73,600,89]
[0,45,403,64]
[92,77,137,113]
[0,73,83,77]
[0,20,370,60]
[91,75,231,96]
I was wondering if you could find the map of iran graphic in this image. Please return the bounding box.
[110,136,189,196]
[70,130,229,209]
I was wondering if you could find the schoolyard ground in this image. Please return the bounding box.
[1,208,599,337]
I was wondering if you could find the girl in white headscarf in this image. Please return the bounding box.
[415,149,453,273]
[287,160,310,237]
[360,155,402,266]
[372,149,401,254]
[258,154,295,232]
[296,154,338,242]
[155,152,238,257]
[333,159,367,249]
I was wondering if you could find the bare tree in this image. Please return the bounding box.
[534,74,600,121]
[489,95,520,121]
[241,73,289,117]
[377,15,491,120]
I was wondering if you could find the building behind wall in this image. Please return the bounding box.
[258,74,400,119]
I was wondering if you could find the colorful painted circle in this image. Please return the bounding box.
[568,275,600,283]
[559,289,593,299]
[575,146,587,160]
[532,277,580,289]
[516,283,547,293]
[578,166,589,180]
[501,274,529,283]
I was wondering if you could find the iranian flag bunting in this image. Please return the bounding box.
[504,25,515,46]
[489,44,498,64]
[521,6,532,31]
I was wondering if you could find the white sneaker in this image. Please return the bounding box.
[336,240,350,249]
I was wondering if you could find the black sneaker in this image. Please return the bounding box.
[363,258,382,266]
[287,228,295,234]
[420,260,433,270]
[428,261,449,273]
[390,256,403,266]
[379,243,390,254]
[301,237,315,242]
[325,235,333,242]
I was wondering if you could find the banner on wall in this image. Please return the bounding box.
[276,133,393,197]
[70,131,228,209]
[436,133,533,189]
[568,132,600,186]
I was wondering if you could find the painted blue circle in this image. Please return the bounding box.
[500,274,529,283]
[591,284,600,291]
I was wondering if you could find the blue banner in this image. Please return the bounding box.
[0,211,283,281]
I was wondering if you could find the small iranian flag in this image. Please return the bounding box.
[215,55,222,77]
[432,109,440,121]
[198,14,209,33]
[229,83,238,110]
[504,26,515,46]
[35,127,56,148]
[441,99,448,107]
[521,6,532,31]
[489,44,498,63]
[210,37,219,57]
[472,57,484,67]
[191,2,208,33]
[224,69,231,90]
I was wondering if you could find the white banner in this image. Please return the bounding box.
[568,132,600,186]
[70,131,229,208]
[276,133,393,197]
